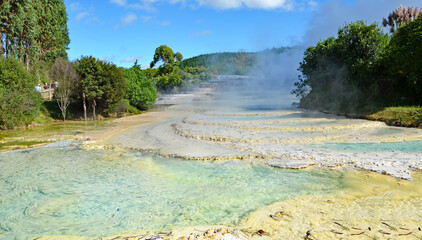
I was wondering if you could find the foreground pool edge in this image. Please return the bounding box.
[26,169,422,240]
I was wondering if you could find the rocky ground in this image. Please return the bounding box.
[94,100,422,180]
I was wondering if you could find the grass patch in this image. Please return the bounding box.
[367,106,422,127]
[33,112,53,125]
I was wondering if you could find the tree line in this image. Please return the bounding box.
[0,0,214,129]
[0,0,69,69]
[180,47,289,76]
[0,42,216,129]
[292,6,422,114]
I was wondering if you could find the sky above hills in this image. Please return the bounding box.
[64,0,419,68]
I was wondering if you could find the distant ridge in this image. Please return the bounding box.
[180,47,289,75]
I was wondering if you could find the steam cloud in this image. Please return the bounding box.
[236,0,422,110]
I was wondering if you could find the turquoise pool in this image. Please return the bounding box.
[0,142,345,239]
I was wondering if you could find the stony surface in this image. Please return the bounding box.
[267,160,316,169]
[100,228,248,240]
[97,100,422,180]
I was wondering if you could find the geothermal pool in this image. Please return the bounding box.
[1,77,422,239]
[0,142,344,239]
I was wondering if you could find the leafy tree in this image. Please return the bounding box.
[335,21,389,90]
[385,16,422,104]
[155,67,182,90]
[150,45,183,72]
[142,68,159,79]
[49,58,80,121]
[0,57,41,129]
[383,6,422,34]
[124,66,156,110]
[75,56,103,120]
[180,66,213,88]
[150,45,183,90]
[293,21,389,112]
[75,56,126,119]
[1,0,40,69]
[0,0,69,67]
[133,59,141,70]
[99,63,126,114]
[293,37,340,96]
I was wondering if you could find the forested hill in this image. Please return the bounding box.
[180,47,289,75]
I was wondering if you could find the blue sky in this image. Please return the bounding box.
[63,0,413,68]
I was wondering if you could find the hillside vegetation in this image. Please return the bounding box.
[180,47,289,76]
[292,6,422,127]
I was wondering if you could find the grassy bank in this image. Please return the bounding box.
[367,106,422,128]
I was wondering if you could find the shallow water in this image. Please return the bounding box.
[0,121,112,151]
[313,141,422,152]
[0,142,345,239]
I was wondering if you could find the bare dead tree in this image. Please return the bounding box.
[383,5,422,34]
[49,58,80,121]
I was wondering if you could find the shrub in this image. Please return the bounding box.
[0,58,42,129]
[124,67,157,110]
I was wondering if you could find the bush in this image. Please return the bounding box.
[124,67,157,110]
[155,67,182,91]
[0,58,42,129]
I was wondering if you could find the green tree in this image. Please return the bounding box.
[36,0,70,62]
[150,45,183,72]
[293,21,389,112]
[0,0,69,67]
[155,67,182,90]
[49,58,80,121]
[99,63,126,114]
[294,37,339,95]
[75,56,103,120]
[150,45,183,90]
[335,21,389,90]
[385,16,422,104]
[142,68,159,79]
[124,66,156,110]
[0,57,41,129]
[75,56,126,119]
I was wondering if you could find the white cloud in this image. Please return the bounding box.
[190,30,212,36]
[110,0,158,11]
[140,16,153,22]
[110,0,127,6]
[109,0,305,11]
[161,21,171,26]
[87,17,102,23]
[308,0,317,7]
[196,0,291,10]
[69,2,82,11]
[120,56,140,63]
[76,12,90,21]
[116,13,138,28]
